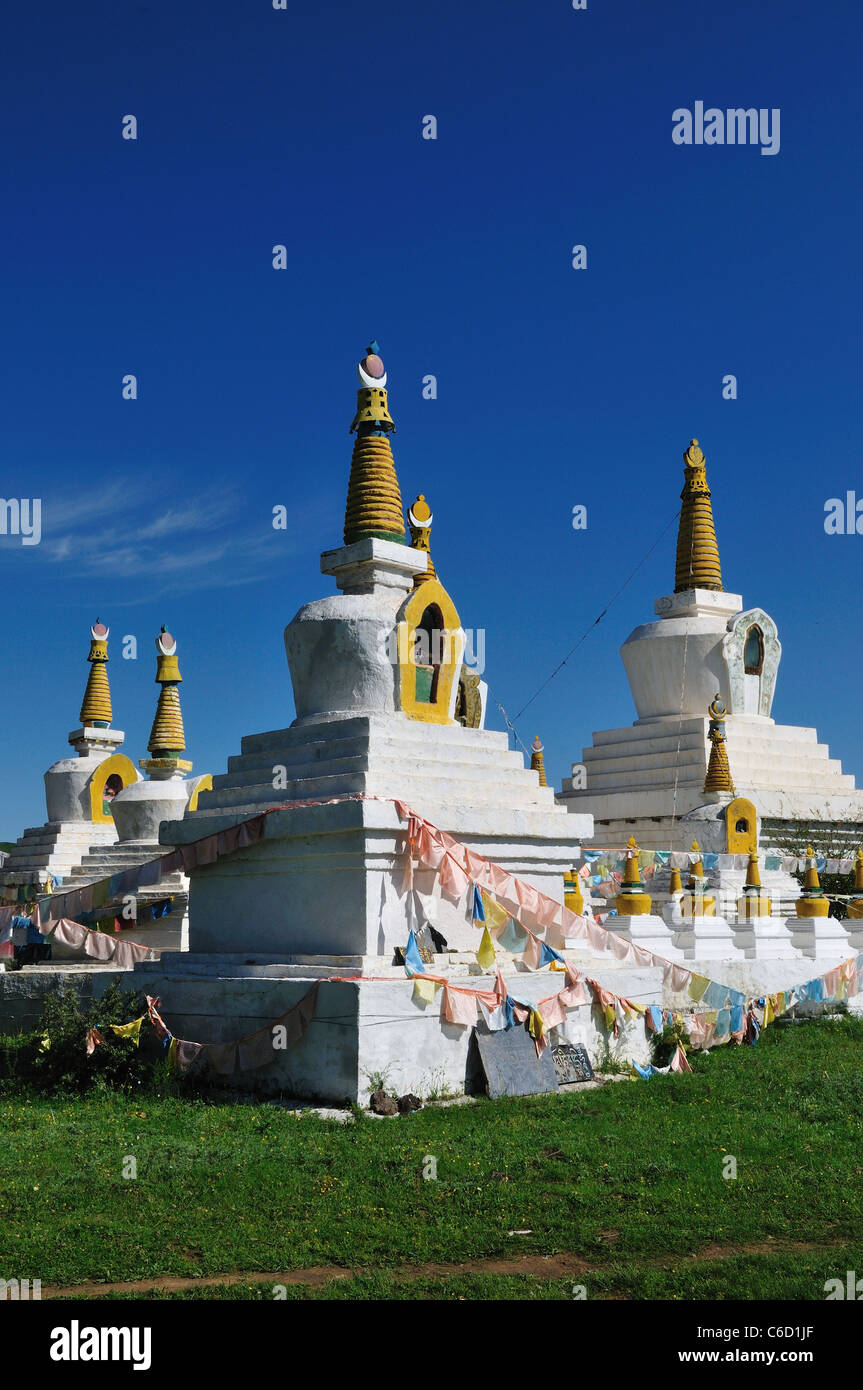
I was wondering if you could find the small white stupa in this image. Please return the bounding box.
[64,628,211,950]
[0,622,140,898]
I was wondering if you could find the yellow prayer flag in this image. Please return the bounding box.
[412,977,439,1005]
[475,925,496,969]
[528,1008,545,1041]
[480,891,511,933]
[109,1016,144,1047]
[688,975,710,1002]
[763,996,774,1027]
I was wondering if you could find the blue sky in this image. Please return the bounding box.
[1,0,860,838]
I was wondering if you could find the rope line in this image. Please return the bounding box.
[514,509,681,722]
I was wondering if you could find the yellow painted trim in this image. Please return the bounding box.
[681,893,716,918]
[89,753,139,824]
[615,891,652,916]
[795,898,830,918]
[395,578,462,725]
[188,774,213,811]
[737,895,771,918]
[726,797,758,854]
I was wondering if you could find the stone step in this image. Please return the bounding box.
[239,715,508,757]
[227,737,525,778]
[198,765,556,811]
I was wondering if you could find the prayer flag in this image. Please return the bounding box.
[475,926,496,969]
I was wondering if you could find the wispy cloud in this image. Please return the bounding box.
[1,470,336,603]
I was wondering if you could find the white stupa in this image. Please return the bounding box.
[560,440,863,853]
[0,622,140,898]
[131,345,660,1100]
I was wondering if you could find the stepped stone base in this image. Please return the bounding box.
[1,821,118,891]
[561,714,863,850]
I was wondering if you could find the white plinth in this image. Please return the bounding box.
[673,915,745,962]
[610,913,684,961]
[732,913,802,962]
[787,915,853,962]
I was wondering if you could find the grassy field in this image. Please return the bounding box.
[2,1015,862,1301]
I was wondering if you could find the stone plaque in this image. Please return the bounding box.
[552,1043,594,1085]
[473,1023,558,1099]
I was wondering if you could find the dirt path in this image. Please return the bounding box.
[40,1237,847,1299]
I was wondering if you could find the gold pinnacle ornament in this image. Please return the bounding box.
[344,342,406,545]
[796,846,829,917]
[674,439,723,593]
[147,628,186,756]
[408,494,436,584]
[530,736,547,787]
[615,834,652,916]
[79,620,113,728]
[704,694,736,795]
[564,868,584,915]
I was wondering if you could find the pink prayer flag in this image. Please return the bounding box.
[515,879,541,918]
[521,933,542,969]
[175,1040,203,1074]
[238,1029,279,1072]
[669,964,691,992]
[587,922,607,952]
[438,851,470,901]
[539,992,567,1031]
[205,1041,238,1075]
[84,930,116,962]
[669,1044,693,1073]
[441,987,477,1027]
[52,919,88,951]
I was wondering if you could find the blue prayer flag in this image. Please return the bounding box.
[472,883,485,922]
[403,930,425,977]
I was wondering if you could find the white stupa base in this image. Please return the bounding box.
[787,915,853,962]
[673,915,745,962]
[609,913,684,961]
[117,954,664,1102]
[731,914,803,961]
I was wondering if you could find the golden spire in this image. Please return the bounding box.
[147,628,186,756]
[616,834,652,915]
[704,694,736,795]
[802,846,821,894]
[530,736,547,786]
[343,342,406,546]
[855,846,863,894]
[408,494,436,585]
[79,620,113,727]
[563,868,584,915]
[689,838,704,879]
[796,846,829,918]
[674,439,723,593]
[668,865,683,895]
[744,851,762,890]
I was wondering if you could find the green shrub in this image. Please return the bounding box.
[28,981,156,1093]
[649,1017,690,1068]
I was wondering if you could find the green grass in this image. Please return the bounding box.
[2,1015,862,1299]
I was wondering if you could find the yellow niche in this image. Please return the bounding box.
[395,578,462,725]
[89,753,139,824]
[726,797,757,854]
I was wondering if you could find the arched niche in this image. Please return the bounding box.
[725,796,758,854]
[722,608,781,717]
[89,753,139,824]
[395,579,465,724]
[188,774,213,811]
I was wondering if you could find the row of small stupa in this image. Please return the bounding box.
[0,622,208,904]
